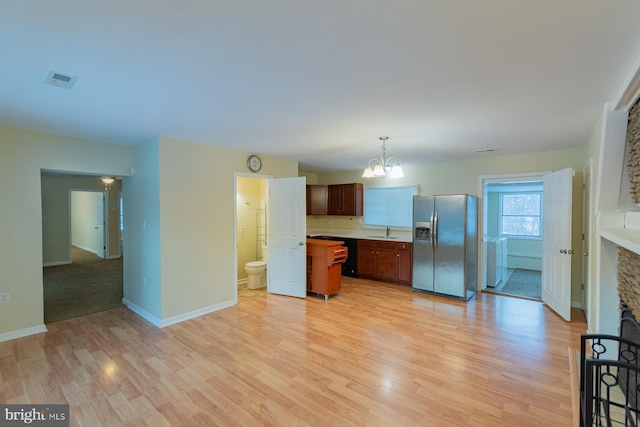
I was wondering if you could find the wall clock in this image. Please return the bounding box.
[246,154,262,172]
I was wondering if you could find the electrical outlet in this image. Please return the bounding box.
[0,292,10,304]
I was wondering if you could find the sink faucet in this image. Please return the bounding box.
[386,226,390,237]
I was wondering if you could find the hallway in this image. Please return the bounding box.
[43,247,123,323]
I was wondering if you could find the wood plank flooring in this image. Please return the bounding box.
[0,277,586,426]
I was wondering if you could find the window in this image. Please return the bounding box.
[500,192,541,237]
[364,185,418,229]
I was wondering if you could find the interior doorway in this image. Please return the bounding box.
[41,172,124,322]
[480,173,545,300]
[70,190,107,258]
[235,174,269,302]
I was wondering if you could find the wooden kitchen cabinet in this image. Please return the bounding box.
[306,185,328,215]
[374,241,397,282]
[396,242,413,285]
[356,240,376,277]
[328,183,363,216]
[306,238,348,301]
[357,239,412,285]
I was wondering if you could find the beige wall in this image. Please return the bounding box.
[1,125,300,338]
[304,146,588,305]
[0,126,132,337]
[0,120,589,337]
[123,137,299,324]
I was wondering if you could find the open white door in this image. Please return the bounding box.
[542,167,573,321]
[268,177,306,298]
[96,192,106,259]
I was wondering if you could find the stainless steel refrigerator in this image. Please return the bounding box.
[412,194,478,300]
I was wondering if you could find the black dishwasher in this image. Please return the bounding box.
[318,236,358,278]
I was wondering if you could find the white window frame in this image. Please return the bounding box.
[499,191,543,239]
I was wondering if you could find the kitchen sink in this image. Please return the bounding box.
[366,235,399,239]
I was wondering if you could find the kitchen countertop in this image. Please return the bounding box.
[307,228,413,243]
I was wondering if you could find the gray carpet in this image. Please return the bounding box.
[497,268,541,299]
[43,247,123,323]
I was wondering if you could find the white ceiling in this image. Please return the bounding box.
[2,1,640,173]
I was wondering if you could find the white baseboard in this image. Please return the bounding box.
[72,243,97,254]
[122,299,162,327]
[123,298,236,328]
[237,278,248,285]
[43,260,71,267]
[0,324,48,343]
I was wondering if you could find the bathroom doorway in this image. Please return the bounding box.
[236,175,268,302]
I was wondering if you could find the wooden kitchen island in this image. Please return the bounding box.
[306,238,348,301]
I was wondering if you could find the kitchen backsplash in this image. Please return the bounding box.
[306,215,364,230]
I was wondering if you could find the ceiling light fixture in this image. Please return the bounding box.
[101,176,114,190]
[362,136,404,178]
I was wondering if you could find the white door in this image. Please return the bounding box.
[268,177,307,298]
[542,167,573,321]
[96,192,106,258]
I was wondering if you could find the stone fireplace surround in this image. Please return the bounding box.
[619,98,640,319]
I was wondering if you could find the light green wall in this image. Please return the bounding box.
[122,139,162,319]
[41,175,123,265]
[0,126,132,336]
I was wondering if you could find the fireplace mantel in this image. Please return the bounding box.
[600,211,640,256]
[601,228,640,255]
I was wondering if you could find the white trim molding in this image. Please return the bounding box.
[615,51,640,111]
[0,324,47,343]
[123,298,236,328]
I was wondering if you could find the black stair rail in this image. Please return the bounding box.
[580,308,640,426]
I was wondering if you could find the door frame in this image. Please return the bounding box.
[233,171,272,304]
[582,159,592,320]
[477,171,549,291]
[68,188,109,260]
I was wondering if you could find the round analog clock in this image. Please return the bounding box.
[246,154,262,172]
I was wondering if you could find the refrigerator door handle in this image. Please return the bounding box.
[433,210,438,251]
[430,211,436,252]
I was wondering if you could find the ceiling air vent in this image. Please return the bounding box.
[45,71,78,89]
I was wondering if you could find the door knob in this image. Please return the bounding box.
[299,241,305,246]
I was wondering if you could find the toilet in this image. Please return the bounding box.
[244,245,267,289]
[245,261,267,289]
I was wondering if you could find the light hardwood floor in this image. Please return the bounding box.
[0,277,586,426]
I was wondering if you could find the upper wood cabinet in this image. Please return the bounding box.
[306,185,328,215]
[328,183,363,216]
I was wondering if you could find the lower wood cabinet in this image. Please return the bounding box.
[357,240,412,285]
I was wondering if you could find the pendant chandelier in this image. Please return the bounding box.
[362,136,404,178]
